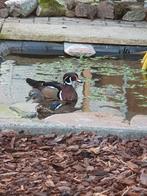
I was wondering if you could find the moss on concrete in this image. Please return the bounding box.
[0,104,19,118]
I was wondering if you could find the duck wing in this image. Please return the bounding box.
[26,78,63,91]
[26,78,45,88]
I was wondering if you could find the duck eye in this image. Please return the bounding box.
[72,76,77,81]
[65,77,71,83]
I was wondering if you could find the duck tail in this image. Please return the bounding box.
[26,78,44,88]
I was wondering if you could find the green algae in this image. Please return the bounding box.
[37,0,65,16]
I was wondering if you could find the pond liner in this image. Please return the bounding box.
[0,40,147,60]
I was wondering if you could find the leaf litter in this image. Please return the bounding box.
[0,131,147,195]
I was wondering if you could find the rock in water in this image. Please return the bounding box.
[64,43,96,57]
[123,9,145,21]
[36,0,66,17]
[9,102,37,118]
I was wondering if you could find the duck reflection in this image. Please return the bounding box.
[36,101,78,119]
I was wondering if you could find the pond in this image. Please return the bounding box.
[0,55,147,119]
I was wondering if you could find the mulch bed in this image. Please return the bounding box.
[0,131,147,196]
[0,0,6,9]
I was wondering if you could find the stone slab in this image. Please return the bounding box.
[0,115,147,139]
[1,20,147,45]
[0,111,146,138]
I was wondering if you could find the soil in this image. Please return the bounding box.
[0,131,147,195]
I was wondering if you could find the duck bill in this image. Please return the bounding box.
[77,79,83,83]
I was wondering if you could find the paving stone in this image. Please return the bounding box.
[17,18,34,24]
[5,17,20,23]
[34,17,49,24]
[1,21,147,45]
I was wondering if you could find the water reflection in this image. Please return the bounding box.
[36,101,78,119]
[82,69,92,112]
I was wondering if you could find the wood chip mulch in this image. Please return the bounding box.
[0,0,6,9]
[0,131,147,196]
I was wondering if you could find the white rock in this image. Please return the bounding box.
[64,43,96,57]
[5,0,38,17]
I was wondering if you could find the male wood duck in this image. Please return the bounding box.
[26,72,82,108]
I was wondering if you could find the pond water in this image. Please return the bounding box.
[0,55,147,119]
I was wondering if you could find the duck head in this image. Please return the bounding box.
[63,72,82,86]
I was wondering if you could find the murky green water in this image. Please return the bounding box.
[0,55,147,119]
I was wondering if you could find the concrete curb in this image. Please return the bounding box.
[0,17,147,45]
[0,118,146,139]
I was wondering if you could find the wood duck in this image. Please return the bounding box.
[26,72,82,107]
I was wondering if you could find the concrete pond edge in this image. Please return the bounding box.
[0,40,147,138]
[0,118,147,139]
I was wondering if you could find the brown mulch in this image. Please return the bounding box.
[0,0,6,9]
[0,131,147,196]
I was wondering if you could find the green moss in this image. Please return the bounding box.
[38,0,65,16]
[0,33,7,40]
[0,104,19,118]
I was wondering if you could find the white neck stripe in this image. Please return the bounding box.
[59,90,63,100]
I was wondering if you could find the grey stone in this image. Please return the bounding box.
[97,1,114,19]
[130,115,147,128]
[64,42,96,57]
[65,0,76,10]
[65,9,75,17]
[0,8,9,18]
[9,102,37,118]
[75,2,97,20]
[123,9,145,21]
[114,2,129,20]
